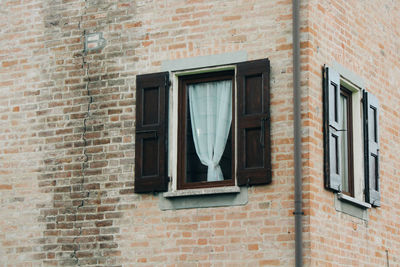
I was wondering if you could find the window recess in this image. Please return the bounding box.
[178,71,235,189]
[134,59,271,193]
[323,65,380,207]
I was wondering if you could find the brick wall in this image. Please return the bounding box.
[305,0,400,266]
[0,0,139,265]
[0,0,301,266]
[1,0,399,266]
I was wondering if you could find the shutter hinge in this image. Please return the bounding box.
[165,78,171,88]
[246,178,251,187]
[329,125,347,132]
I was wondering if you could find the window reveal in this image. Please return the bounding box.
[339,87,354,197]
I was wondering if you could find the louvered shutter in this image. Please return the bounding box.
[237,59,271,186]
[134,72,169,193]
[323,66,342,191]
[363,91,380,206]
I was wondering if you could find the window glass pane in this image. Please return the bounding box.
[186,118,208,182]
[186,80,232,183]
[340,93,349,193]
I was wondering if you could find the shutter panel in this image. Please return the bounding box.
[323,66,342,191]
[134,72,169,193]
[363,91,380,206]
[237,59,271,186]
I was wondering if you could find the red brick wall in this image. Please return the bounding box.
[0,0,302,266]
[1,0,399,266]
[305,0,400,266]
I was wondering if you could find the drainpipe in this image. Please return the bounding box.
[292,0,303,267]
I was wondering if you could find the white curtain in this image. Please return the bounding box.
[188,80,232,182]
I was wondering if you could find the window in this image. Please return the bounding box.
[134,59,271,193]
[177,71,235,189]
[323,66,380,207]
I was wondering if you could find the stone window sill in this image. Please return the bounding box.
[337,193,371,209]
[159,186,247,210]
[163,186,241,198]
[334,193,370,221]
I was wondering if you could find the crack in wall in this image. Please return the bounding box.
[38,0,130,264]
[71,1,90,265]
[71,51,91,266]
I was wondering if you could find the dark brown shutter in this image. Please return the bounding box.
[134,72,169,193]
[237,59,271,186]
[363,91,380,206]
[323,66,342,191]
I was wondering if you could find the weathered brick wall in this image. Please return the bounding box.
[1,0,138,265]
[125,1,304,266]
[4,0,399,266]
[305,0,400,266]
[1,0,305,266]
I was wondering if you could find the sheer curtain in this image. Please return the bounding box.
[188,80,232,182]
